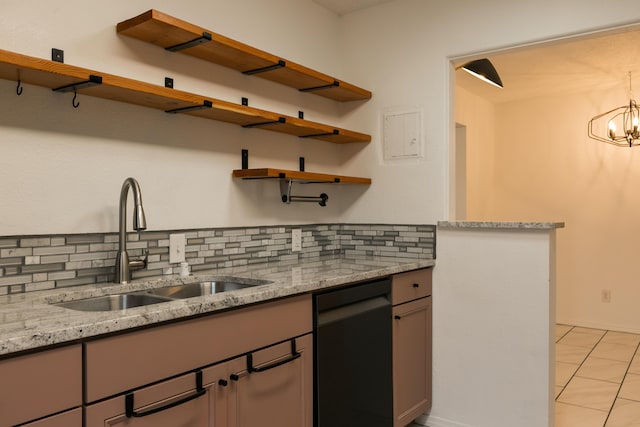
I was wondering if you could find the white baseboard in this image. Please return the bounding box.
[415,414,476,427]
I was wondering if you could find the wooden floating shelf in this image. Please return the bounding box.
[232,168,372,185]
[0,49,370,144]
[116,9,372,102]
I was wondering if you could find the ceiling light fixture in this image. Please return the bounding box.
[457,58,503,89]
[588,72,640,147]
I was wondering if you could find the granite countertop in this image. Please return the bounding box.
[0,255,434,357]
[438,221,565,230]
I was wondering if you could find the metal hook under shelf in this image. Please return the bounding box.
[16,80,23,96]
[72,88,80,108]
[52,74,102,109]
[280,180,328,207]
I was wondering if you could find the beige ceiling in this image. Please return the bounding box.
[456,25,640,104]
[312,0,394,15]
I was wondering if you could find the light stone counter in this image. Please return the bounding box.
[438,221,564,230]
[0,255,434,357]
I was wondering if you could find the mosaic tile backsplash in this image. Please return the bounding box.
[0,224,435,295]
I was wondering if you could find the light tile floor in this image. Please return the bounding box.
[556,324,640,426]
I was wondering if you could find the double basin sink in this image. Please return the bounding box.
[54,278,272,312]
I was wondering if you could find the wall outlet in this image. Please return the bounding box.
[601,289,611,303]
[169,233,186,264]
[291,229,302,252]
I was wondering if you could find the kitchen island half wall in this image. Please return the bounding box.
[422,221,563,427]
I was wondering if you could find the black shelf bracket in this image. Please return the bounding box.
[166,32,212,52]
[51,48,64,63]
[241,149,249,169]
[299,80,339,93]
[165,100,213,114]
[164,77,174,88]
[52,75,103,93]
[242,117,286,128]
[299,129,339,139]
[243,60,286,76]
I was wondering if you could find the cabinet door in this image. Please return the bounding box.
[393,297,432,427]
[202,361,230,427]
[227,334,313,427]
[85,370,211,427]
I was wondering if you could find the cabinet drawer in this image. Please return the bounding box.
[86,294,312,402]
[0,344,81,427]
[21,408,82,427]
[392,268,432,305]
[86,370,211,427]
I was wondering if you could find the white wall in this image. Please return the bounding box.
[338,0,640,225]
[455,86,496,220]
[4,0,640,237]
[0,0,365,235]
[463,84,640,334]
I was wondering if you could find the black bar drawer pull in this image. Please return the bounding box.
[125,370,206,418]
[246,339,300,373]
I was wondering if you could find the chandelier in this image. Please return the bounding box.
[588,72,640,147]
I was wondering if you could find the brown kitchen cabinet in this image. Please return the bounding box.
[83,294,312,427]
[85,334,312,427]
[392,268,432,427]
[0,344,82,427]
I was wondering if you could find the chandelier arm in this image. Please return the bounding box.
[590,106,627,121]
[588,73,640,147]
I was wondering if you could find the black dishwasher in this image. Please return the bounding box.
[313,278,393,427]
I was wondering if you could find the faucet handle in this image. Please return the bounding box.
[129,250,148,271]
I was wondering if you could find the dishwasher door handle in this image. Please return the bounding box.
[318,295,390,327]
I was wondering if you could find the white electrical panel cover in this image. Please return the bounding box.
[382,109,423,161]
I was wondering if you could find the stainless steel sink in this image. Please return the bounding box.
[54,293,172,312]
[146,279,271,299]
[53,278,272,311]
